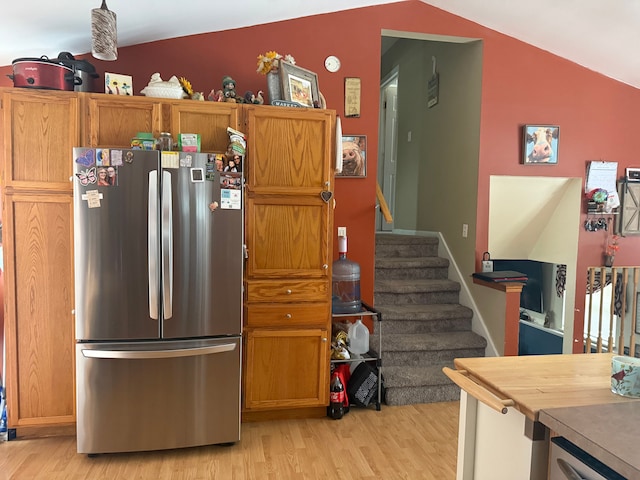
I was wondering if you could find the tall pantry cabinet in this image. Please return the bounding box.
[242,105,335,418]
[0,88,78,431]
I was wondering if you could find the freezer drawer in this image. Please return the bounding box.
[549,437,626,480]
[76,338,241,454]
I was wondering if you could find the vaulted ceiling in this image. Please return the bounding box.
[2,0,639,88]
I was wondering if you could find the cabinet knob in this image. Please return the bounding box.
[322,264,328,270]
[321,337,328,343]
[286,289,292,294]
[285,313,292,319]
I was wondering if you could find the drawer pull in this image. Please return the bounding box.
[285,313,292,319]
[442,367,514,414]
[286,289,292,294]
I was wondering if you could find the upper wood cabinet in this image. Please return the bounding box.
[244,106,334,195]
[82,94,164,147]
[167,101,240,153]
[1,89,79,191]
[83,94,241,151]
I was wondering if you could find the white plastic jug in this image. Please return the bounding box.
[348,319,369,356]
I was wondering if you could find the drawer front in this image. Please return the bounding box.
[246,303,329,328]
[246,280,329,303]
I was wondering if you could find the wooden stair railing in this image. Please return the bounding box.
[585,266,639,356]
[376,182,393,224]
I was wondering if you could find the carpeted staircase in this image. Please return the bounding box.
[373,233,487,406]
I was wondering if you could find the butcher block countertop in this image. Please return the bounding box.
[453,353,639,421]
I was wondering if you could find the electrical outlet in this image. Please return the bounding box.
[462,224,468,238]
[338,226,347,237]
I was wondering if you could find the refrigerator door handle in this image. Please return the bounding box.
[81,343,237,360]
[148,170,159,320]
[162,170,173,319]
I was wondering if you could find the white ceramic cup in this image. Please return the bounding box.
[611,355,640,398]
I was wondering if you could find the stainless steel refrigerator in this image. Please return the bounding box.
[73,148,243,454]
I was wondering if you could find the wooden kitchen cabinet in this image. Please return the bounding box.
[167,101,240,153]
[242,105,335,418]
[0,88,78,432]
[244,328,330,410]
[82,93,164,147]
[83,93,241,151]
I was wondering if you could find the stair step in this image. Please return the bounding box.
[375,279,461,305]
[378,331,487,353]
[375,331,486,367]
[381,364,462,406]
[375,257,449,279]
[376,304,473,322]
[375,234,439,258]
[384,384,461,405]
[382,364,454,388]
[375,233,439,245]
[375,304,473,334]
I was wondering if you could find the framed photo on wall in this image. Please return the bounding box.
[522,125,559,164]
[338,135,367,178]
[279,62,319,108]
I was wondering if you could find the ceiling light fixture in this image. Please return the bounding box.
[91,0,117,61]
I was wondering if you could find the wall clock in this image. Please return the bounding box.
[324,55,341,73]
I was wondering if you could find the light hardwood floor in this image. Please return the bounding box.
[0,402,459,480]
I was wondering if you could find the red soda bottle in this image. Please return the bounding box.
[329,373,345,420]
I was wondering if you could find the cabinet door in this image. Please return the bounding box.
[245,195,331,279]
[168,101,240,153]
[83,94,163,147]
[1,88,79,191]
[3,193,75,428]
[243,328,330,410]
[244,106,334,195]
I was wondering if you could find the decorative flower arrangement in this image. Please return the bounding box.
[606,234,620,256]
[256,51,295,74]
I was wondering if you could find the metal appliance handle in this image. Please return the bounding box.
[556,458,586,480]
[81,343,237,360]
[148,170,159,320]
[162,170,173,319]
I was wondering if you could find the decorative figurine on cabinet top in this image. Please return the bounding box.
[243,90,265,104]
[222,76,238,102]
[140,73,186,99]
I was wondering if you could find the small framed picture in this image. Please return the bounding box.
[105,72,133,95]
[279,62,319,108]
[626,167,640,181]
[338,135,367,178]
[522,125,559,164]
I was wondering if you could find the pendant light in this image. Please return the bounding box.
[91,0,117,61]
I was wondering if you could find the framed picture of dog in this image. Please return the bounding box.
[338,135,367,178]
[522,125,559,164]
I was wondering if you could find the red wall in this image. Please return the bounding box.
[3,0,640,349]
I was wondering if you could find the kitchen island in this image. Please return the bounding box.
[445,353,639,480]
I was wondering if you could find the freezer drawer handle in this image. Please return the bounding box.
[442,367,515,414]
[81,343,237,360]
